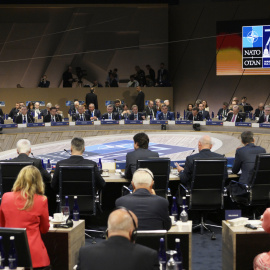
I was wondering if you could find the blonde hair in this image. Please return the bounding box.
[12,165,45,210]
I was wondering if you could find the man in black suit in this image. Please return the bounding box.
[113,99,123,114]
[258,105,270,123]
[230,131,266,195]
[77,208,159,270]
[38,75,50,88]
[187,107,203,121]
[135,86,145,112]
[15,106,34,124]
[116,169,171,230]
[52,137,105,193]
[85,87,98,109]
[254,103,264,118]
[146,64,156,83]
[198,103,210,120]
[62,66,73,87]
[102,105,119,120]
[86,103,101,121]
[125,133,159,180]
[217,102,229,118]
[40,103,52,118]
[156,63,169,85]
[176,135,226,188]
[226,105,245,122]
[157,104,174,120]
[145,100,157,118]
[72,105,90,121]
[43,107,62,122]
[8,102,20,119]
[240,96,253,112]
[128,105,145,121]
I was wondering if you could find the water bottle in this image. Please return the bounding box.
[0,236,5,269]
[174,238,183,270]
[73,196,80,221]
[118,114,121,120]
[183,110,186,120]
[41,159,45,169]
[181,197,188,212]
[46,159,51,172]
[158,238,166,270]
[171,197,178,222]
[65,196,69,207]
[180,206,188,222]
[8,236,17,269]
[176,112,180,120]
[211,111,214,119]
[97,158,102,171]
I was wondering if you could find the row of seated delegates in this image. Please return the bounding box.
[77,209,159,270]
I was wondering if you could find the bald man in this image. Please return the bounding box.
[77,209,159,270]
[116,169,171,230]
[176,135,226,188]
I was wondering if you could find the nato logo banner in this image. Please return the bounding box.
[263,25,270,67]
[242,26,263,68]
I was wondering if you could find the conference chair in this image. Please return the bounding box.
[179,158,227,238]
[137,158,171,198]
[230,153,270,219]
[59,165,101,239]
[136,230,167,251]
[0,161,34,201]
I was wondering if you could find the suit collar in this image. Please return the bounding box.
[69,155,84,159]
[245,143,255,147]
[18,153,30,158]
[199,149,211,153]
[133,188,151,195]
[107,236,131,244]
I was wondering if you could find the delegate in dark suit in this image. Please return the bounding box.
[157,112,174,120]
[217,108,229,117]
[231,143,266,195]
[77,236,159,270]
[8,107,19,118]
[254,108,264,117]
[125,148,159,180]
[128,113,144,120]
[43,114,62,122]
[145,106,157,117]
[72,113,90,121]
[115,189,171,230]
[85,92,98,109]
[258,114,269,123]
[0,117,3,124]
[226,113,245,122]
[40,109,50,117]
[15,114,34,124]
[187,112,203,121]
[201,110,210,120]
[86,109,101,120]
[180,149,226,188]
[135,90,145,112]
[51,155,106,193]
[101,112,119,120]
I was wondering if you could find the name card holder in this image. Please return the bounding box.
[259,123,270,128]
[150,120,168,124]
[206,121,223,126]
[0,124,18,128]
[101,120,119,125]
[27,123,45,127]
[51,122,69,126]
[175,120,193,125]
[124,120,143,124]
[235,122,252,127]
[75,121,94,126]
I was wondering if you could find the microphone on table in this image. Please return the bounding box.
[30,153,36,158]
[64,149,71,155]
[189,149,195,156]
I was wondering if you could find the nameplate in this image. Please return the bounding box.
[150,120,168,124]
[0,124,18,128]
[259,123,270,128]
[235,122,251,127]
[175,120,193,125]
[125,120,143,124]
[116,162,126,170]
[27,123,45,127]
[51,122,69,126]
[206,121,223,126]
[75,121,94,126]
[63,118,69,122]
[225,210,241,220]
[101,120,119,125]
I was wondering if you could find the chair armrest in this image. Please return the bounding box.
[179,184,190,197]
[230,180,250,191]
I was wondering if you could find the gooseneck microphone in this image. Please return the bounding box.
[30,153,36,158]
[64,149,71,155]
[189,149,195,156]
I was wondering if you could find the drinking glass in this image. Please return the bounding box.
[166,250,177,270]
[61,206,70,222]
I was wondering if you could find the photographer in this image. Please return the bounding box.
[38,75,50,88]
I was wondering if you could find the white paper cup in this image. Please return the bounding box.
[53,213,63,221]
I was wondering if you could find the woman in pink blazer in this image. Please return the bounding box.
[0,165,50,270]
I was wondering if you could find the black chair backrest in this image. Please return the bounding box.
[59,165,96,215]
[137,158,170,197]
[136,230,167,251]
[190,158,227,210]
[0,161,34,200]
[250,153,270,205]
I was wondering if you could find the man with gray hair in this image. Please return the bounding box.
[258,105,270,123]
[40,102,52,118]
[101,104,119,120]
[226,105,245,122]
[77,208,159,270]
[116,168,171,230]
[128,105,145,120]
[176,135,226,188]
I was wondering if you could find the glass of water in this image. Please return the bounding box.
[61,206,70,222]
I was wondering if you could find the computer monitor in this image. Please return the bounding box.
[0,227,32,268]
[136,230,167,251]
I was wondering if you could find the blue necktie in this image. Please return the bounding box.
[80,115,83,121]
[109,114,111,120]
[23,116,26,123]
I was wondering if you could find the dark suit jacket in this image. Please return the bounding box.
[77,236,159,270]
[52,155,106,193]
[38,80,50,88]
[72,113,90,122]
[125,148,159,180]
[157,69,169,82]
[232,143,266,186]
[0,117,3,124]
[43,114,62,122]
[180,149,226,187]
[15,114,34,124]
[226,113,245,122]
[128,113,144,120]
[254,108,264,117]
[62,70,73,87]
[135,91,145,112]
[113,106,123,114]
[116,189,171,230]
[200,110,210,120]
[217,108,229,117]
[145,106,157,117]
[101,112,119,120]
[8,153,51,183]
[0,108,4,117]
[187,112,203,121]
[8,107,19,118]
[85,109,101,120]
[157,112,174,120]
[40,109,50,117]
[258,114,269,123]
[85,92,98,109]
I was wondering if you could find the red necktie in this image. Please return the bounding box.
[232,114,236,122]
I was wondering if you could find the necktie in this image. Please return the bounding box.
[164,113,167,120]
[80,114,83,121]
[92,112,94,117]
[232,114,236,122]
[134,114,137,120]
[265,116,267,122]
[23,116,26,123]
[223,110,225,116]
[51,117,54,122]
[109,114,111,120]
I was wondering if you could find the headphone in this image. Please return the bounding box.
[106,207,138,242]
[135,168,154,180]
